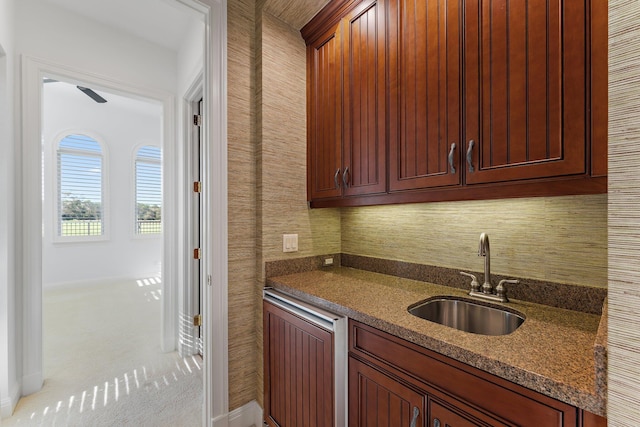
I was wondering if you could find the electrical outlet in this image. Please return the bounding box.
[323,257,334,266]
[282,234,298,252]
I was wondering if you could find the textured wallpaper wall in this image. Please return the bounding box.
[255,7,341,408]
[257,14,340,270]
[227,0,258,410]
[341,194,608,287]
[608,0,640,424]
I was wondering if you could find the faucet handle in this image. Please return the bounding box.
[496,279,519,301]
[460,271,480,293]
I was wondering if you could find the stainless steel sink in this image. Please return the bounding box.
[408,297,525,336]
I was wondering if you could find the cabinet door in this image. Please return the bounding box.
[308,21,343,200]
[463,0,587,184]
[349,356,426,427]
[263,301,334,427]
[342,0,387,196]
[388,0,462,191]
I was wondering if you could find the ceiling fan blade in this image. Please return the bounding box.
[77,86,108,103]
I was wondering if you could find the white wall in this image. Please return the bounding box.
[15,0,177,92]
[42,82,163,286]
[14,0,179,284]
[177,18,205,93]
[0,0,19,418]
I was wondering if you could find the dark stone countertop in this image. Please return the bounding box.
[266,266,607,416]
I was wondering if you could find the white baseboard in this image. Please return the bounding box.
[1,381,20,419]
[21,370,43,396]
[212,400,263,427]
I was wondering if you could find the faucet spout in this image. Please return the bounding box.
[461,233,519,303]
[478,233,491,293]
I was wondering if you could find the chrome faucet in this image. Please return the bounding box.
[478,232,492,294]
[460,233,519,303]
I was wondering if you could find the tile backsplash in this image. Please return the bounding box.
[341,194,607,288]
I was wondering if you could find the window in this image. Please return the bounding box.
[135,145,162,234]
[57,134,104,237]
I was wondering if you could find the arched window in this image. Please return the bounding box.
[57,134,104,237]
[135,145,162,234]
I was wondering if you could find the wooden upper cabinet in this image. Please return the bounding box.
[342,0,387,196]
[306,0,386,201]
[304,0,606,207]
[463,0,587,184]
[388,0,463,191]
[307,21,343,200]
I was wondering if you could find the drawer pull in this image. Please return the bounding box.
[433,418,441,427]
[410,406,420,427]
[448,142,457,174]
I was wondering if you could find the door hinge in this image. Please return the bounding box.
[193,248,201,260]
[193,314,202,327]
[193,114,202,126]
[193,181,202,193]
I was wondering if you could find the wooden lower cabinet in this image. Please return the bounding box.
[349,356,426,426]
[263,300,335,427]
[348,320,605,427]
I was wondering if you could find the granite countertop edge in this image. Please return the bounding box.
[266,268,606,417]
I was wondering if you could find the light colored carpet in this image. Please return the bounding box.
[4,277,203,426]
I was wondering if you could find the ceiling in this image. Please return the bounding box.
[263,0,331,30]
[44,0,201,51]
[44,80,163,119]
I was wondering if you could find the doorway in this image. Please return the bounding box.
[17,0,229,424]
[40,75,167,391]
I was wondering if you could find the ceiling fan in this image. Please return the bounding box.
[43,78,108,103]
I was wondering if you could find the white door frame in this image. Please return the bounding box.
[19,0,229,425]
[197,0,230,424]
[181,74,203,358]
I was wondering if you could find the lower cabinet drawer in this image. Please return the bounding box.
[349,320,578,427]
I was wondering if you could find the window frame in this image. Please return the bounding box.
[132,143,163,238]
[52,131,109,243]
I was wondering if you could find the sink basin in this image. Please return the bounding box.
[408,297,525,336]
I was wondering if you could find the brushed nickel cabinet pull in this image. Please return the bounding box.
[410,406,420,427]
[334,169,340,189]
[448,142,457,174]
[342,166,350,187]
[466,140,475,173]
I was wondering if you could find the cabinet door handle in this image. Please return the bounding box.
[410,406,420,427]
[448,142,457,174]
[466,140,475,173]
[433,418,441,427]
[334,169,341,189]
[342,167,350,187]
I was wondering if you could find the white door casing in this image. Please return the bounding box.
[181,74,203,358]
